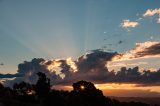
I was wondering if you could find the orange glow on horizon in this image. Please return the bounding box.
[53,83,160,93]
[52,83,160,97]
[94,83,160,93]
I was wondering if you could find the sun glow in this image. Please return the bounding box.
[94,83,160,93]
[52,83,160,97]
[80,85,85,90]
[42,57,78,79]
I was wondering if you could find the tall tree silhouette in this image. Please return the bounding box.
[35,72,50,98]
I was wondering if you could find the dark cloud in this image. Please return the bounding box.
[2,50,117,86]
[111,41,160,61]
[2,49,160,87]
[62,50,117,84]
[136,43,160,56]
[113,67,160,85]
[16,58,73,85]
[0,73,22,78]
[124,41,160,59]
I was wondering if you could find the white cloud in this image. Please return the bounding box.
[143,8,160,17]
[121,20,139,28]
[157,15,160,23]
[143,8,160,23]
[121,8,160,29]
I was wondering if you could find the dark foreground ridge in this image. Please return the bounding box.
[0,72,157,106]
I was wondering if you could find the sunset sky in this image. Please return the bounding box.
[0,0,160,97]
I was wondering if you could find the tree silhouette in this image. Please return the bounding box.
[69,80,108,106]
[0,83,4,97]
[35,72,50,98]
[0,74,151,106]
[13,81,34,96]
[72,80,96,92]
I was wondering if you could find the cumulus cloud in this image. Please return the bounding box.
[106,41,160,85]
[73,50,117,83]
[113,66,160,85]
[2,45,160,87]
[46,50,117,85]
[1,50,117,86]
[121,20,139,28]
[143,8,160,23]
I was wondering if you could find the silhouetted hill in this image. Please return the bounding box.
[110,97,160,106]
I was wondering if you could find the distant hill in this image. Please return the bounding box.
[110,97,160,106]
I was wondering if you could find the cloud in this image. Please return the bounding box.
[113,66,160,85]
[49,50,117,85]
[121,20,139,28]
[158,18,160,23]
[16,58,79,85]
[143,8,160,23]
[135,42,160,56]
[111,41,160,61]
[108,41,160,73]
[0,73,22,78]
[105,41,160,85]
[121,8,160,29]
[2,50,117,86]
[71,50,117,83]
[143,8,160,17]
[107,62,148,68]
[2,45,160,87]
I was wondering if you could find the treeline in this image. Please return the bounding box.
[0,72,152,106]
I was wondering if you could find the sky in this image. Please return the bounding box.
[0,0,160,97]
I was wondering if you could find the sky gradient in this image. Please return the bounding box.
[0,0,160,73]
[0,0,160,97]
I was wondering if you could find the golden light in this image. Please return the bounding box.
[80,85,85,90]
[27,90,35,95]
[47,60,62,71]
[66,57,78,72]
[40,57,78,79]
[45,60,65,79]
[93,83,160,93]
